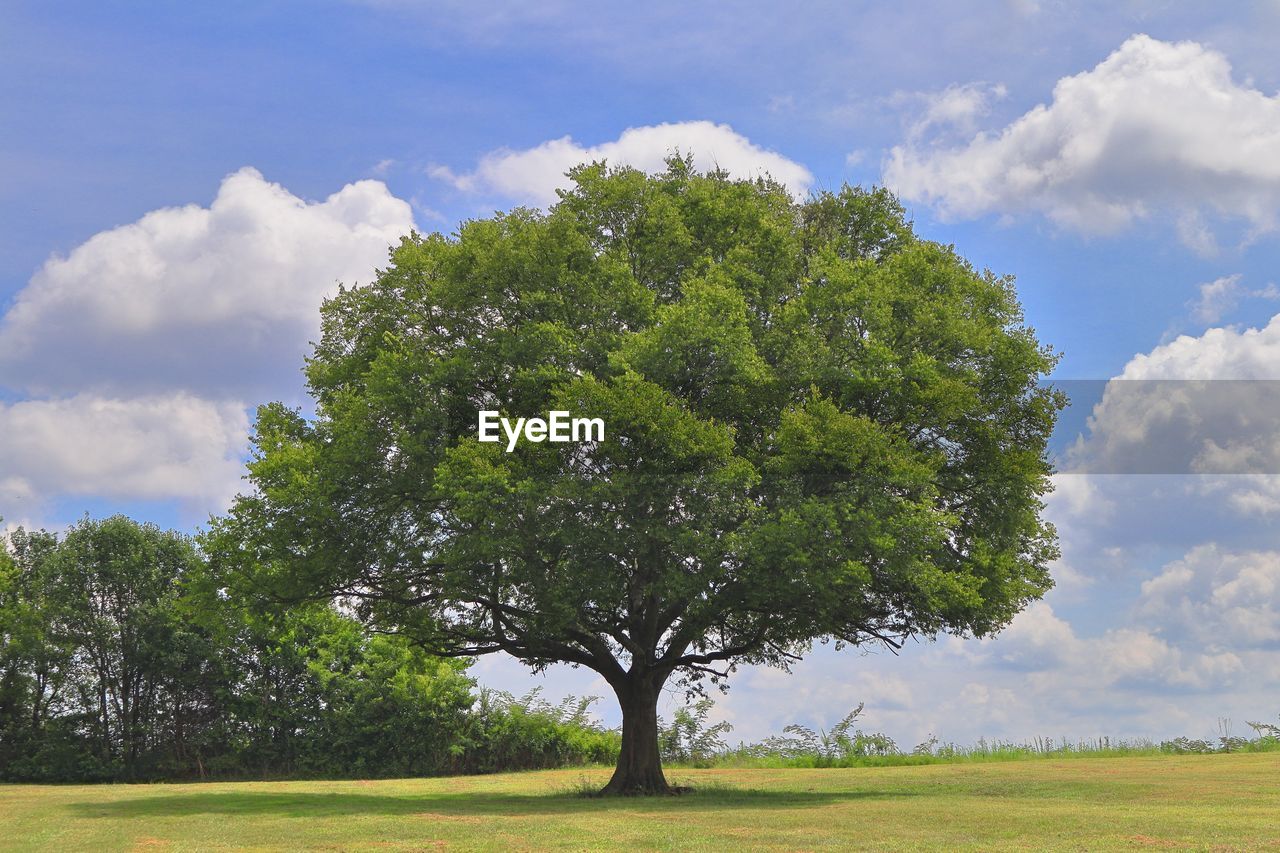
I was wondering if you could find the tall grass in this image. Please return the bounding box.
[660,703,1280,770]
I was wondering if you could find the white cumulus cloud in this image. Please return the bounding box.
[988,601,1243,691]
[895,82,1008,142]
[884,35,1280,248]
[0,168,419,524]
[1064,313,1280,477]
[0,394,249,517]
[1186,275,1279,327]
[1124,313,1280,380]
[0,167,415,399]
[1189,275,1246,325]
[1139,545,1280,649]
[430,121,813,206]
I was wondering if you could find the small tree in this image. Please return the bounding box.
[213,160,1062,794]
[659,698,733,764]
[0,526,66,753]
[42,516,202,776]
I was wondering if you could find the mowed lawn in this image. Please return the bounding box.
[2,755,1278,851]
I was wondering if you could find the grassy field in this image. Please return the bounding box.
[2,754,1277,851]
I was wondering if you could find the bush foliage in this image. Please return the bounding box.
[0,517,616,782]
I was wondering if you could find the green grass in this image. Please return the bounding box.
[2,754,1278,850]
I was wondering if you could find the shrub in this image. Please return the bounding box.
[458,689,620,773]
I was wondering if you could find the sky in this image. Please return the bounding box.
[3,0,1280,748]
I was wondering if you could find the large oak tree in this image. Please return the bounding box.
[213,160,1063,794]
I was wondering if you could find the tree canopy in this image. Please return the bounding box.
[214,159,1063,794]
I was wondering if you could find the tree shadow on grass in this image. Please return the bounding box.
[68,787,918,819]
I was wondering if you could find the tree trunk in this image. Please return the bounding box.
[99,680,111,763]
[603,677,670,795]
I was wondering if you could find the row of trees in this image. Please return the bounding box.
[9,514,1268,781]
[0,516,616,782]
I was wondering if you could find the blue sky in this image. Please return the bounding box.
[4,0,1280,746]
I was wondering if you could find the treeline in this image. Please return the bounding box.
[0,516,618,782]
[7,516,1276,783]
